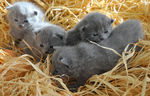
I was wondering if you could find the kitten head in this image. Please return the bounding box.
[76,12,114,43]
[35,25,66,54]
[52,46,81,78]
[6,1,43,30]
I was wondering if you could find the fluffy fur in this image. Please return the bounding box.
[35,24,66,54]
[19,29,45,61]
[19,22,66,61]
[66,12,114,45]
[100,19,143,53]
[52,42,119,90]
[19,22,51,61]
[7,1,44,40]
[51,19,143,89]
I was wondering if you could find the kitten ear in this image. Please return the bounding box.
[81,26,86,31]
[33,32,38,39]
[111,19,114,23]
[34,30,41,37]
[60,58,71,68]
[34,32,38,36]
[34,29,41,34]
[33,11,38,15]
[6,5,12,10]
[55,33,64,40]
[107,18,114,24]
[80,24,89,32]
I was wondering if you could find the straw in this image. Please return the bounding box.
[0,0,150,95]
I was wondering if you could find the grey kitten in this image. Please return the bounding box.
[35,24,66,54]
[66,12,114,45]
[19,22,51,61]
[100,19,143,54]
[19,29,45,61]
[6,1,44,40]
[51,19,143,89]
[52,42,120,89]
[19,22,66,62]
[19,22,52,61]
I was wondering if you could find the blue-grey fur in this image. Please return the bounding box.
[35,24,67,54]
[99,19,143,54]
[7,1,44,40]
[19,29,45,61]
[19,22,51,61]
[66,12,114,45]
[51,19,143,89]
[52,42,119,89]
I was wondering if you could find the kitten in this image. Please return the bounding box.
[35,24,66,54]
[100,19,143,54]
[52,42,120,89]
[19,22,66,61]
[66,12,114,45]
[19,29,45,61]
[51,19,143,89]
[19,22,51,61]
[6,1,44,40]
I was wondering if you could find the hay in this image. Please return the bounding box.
[0,0,150,95]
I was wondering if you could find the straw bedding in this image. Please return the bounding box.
[0,0,150,95]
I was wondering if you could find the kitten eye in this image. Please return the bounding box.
[24,20,28,23]
[64,64,70,69]
[40,44,44,47]
[104,30,108,33]
[93,33,98,36]
[14,19,18,22]
[50,46,53,48]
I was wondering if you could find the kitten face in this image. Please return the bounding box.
[7,2,43,30]
[100,19,143,53]
[52,42,119,89]
[52,47,86,89]
[76,12,114,43]
[52,19,143,88]
[52,42,105,78]
[52,46,80,78]
[35,25,66,54]
[10,13,30,30]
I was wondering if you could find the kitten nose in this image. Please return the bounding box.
[100,37,104,40]
[19,25,23,28]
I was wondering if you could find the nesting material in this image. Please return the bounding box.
[0,0,150,95]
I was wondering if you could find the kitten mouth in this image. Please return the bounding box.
[85,39,97,43]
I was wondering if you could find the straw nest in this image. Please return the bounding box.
[0,0,150,95]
